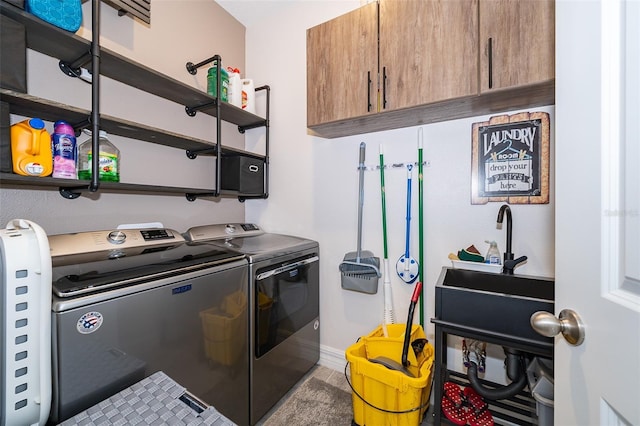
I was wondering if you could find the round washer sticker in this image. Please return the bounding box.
[77,311,103,334]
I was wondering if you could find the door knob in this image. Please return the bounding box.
[530,309,585,346]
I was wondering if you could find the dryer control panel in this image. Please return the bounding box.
[184,223,264,242]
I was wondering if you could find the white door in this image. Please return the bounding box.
[554,0,640,424]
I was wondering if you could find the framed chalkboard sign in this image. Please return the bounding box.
[471,112,550,204]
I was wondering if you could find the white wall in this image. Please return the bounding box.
[1,0,247,235]
[239,1,555,380]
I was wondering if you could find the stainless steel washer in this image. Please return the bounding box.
[185,224,320,425]
[48,228,250,425]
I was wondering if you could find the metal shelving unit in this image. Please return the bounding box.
[0,0,269,201]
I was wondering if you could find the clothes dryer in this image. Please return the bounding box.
[185,223,320,425]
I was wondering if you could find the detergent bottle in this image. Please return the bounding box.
[207,64,229,102]
[226,67,242,108]
[241,78,255,114]
[10,118,53,177]
[77,130,120,182]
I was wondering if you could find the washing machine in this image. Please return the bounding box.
[47,227,250,425]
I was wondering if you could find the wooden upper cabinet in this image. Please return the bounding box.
[306,3,378,127]
[306,0,555,138]
[479,0,555,92]
[379,0,478,112]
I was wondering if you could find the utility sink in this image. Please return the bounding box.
[433,267,554,356]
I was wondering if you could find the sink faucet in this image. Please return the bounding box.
[496,204,527,274]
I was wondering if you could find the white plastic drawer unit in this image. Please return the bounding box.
[0,219,52,426]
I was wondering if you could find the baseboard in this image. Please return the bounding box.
[318,344,348,372]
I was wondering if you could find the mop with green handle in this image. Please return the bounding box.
[379,145,395,335]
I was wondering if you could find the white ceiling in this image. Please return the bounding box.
[216,0,290,27]
[217,0,369,28]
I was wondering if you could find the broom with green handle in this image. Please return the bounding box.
[379,145,395,333]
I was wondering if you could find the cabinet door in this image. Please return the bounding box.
[479,0,555,92]
[306,3,378,127]
[379,0,478,112]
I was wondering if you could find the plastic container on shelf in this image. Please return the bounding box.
[346,324,434,426]
[10,117,53,177]
[226,67,242,108]
[241,78,255,114]
[77,130,120,182]
[450,259,502,273]
[51,120,77,179]
[207,65,229,102]
[484,240,501,265]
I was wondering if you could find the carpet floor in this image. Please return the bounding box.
[258,365,353,426]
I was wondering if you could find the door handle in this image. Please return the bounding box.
[382,66,388,109]
[256,256,319,281]
[530,309,585,346]
[367,71,372,112]
[488,37,493,89]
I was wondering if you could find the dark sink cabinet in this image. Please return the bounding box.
[431,267,554,425]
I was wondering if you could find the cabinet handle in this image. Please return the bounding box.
[382,66,388,109]
[488,37,493,89]
[367,71,372,112]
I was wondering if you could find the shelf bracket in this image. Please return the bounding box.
[59,51,92,78]
[59,188,82,199]
[58,179,100,199]
[238,120,268,134]
[237,194,269,203]
[185,192,216,202]
[70,118,92,137]
[185,147,218,160]
[185,55,221,75]
[185,101,217,117]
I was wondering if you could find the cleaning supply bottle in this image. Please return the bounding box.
[241,78,255,114]
[77,130,120,182]
[207,63,229,102]
[484,240,501,264]
[226,67,242,108]
[10,117,53,177]
[51,120,77,179]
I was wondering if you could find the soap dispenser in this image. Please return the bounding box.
[485,240,501,265]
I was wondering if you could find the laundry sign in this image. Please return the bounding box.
[471,112,550,204]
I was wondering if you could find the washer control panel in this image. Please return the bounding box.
[49,228,184,262]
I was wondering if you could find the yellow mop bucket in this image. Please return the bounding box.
[345,324,434,426]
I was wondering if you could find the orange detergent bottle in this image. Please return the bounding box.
[10,118,53,177]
